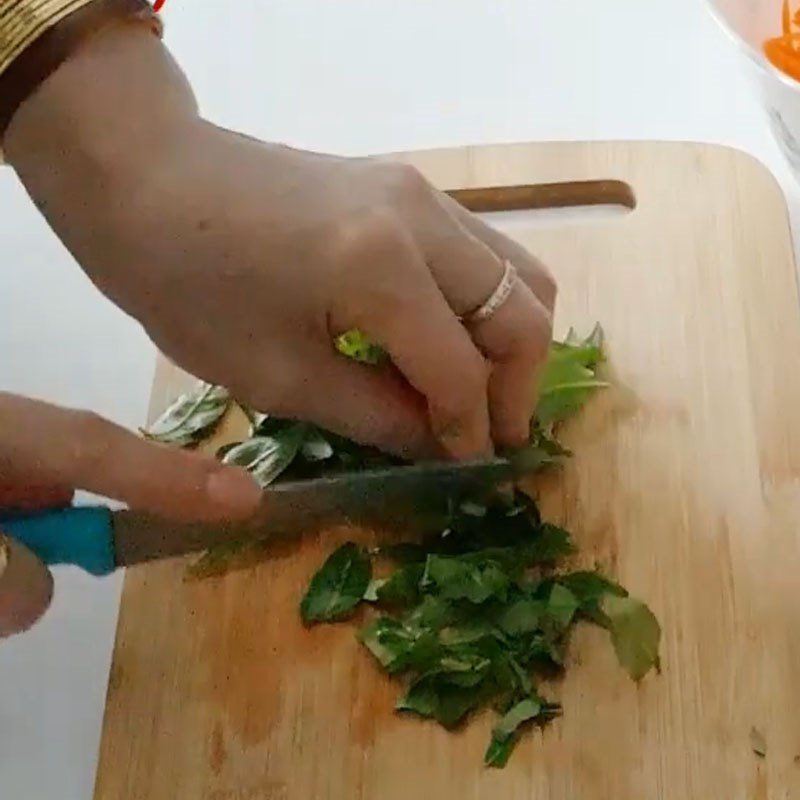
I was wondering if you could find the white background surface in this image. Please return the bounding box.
[0,1,795,797]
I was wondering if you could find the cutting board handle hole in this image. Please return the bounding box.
[449,180,636,225]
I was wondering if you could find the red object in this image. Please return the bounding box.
[153,0,166,10]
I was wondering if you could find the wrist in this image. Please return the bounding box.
[5,20,198,184]
[4,20,202,314]
[0,0,162,148]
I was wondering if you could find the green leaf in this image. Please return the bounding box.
[396,678,439,717]
[564,322,603,351]
[359,616,439,673]
[144,382,229,446]
[535,328,608,427]
[422,555,511,604]
[438,618,497,647]
[437,652,493,687]
[546,584,580,630]
[496,598,545,636]
[359,617,404,670]
[506,655,533,695]
[375,563,425,605]
[397,676,485,728]
[558,570,627,623]
[520,523,576,566]
[222,426,305,487]
[602,594,661,680]
[495,697,542,736]
[300,428,335,462]
[405,596,457,631]
[525,634,566,670]
[558,571,627,605]
[416,491,543,559]
[334,329,387,365]
[433,684,486,727]
[300,543,372,624]
[484,697,542,768]
[559,324,604,363]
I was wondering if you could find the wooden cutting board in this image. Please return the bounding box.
[94,142,800,800]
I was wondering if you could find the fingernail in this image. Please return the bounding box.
[503,420,532,450]
[437,426,493,460]
[436,421,470,458]
[206,468,261,518]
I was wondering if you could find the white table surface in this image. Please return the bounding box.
[0,1,795,797]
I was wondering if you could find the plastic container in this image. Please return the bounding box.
[708,0,800,174]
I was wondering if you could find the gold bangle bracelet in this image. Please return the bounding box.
[0,0,98,77]
[0,0,160,162]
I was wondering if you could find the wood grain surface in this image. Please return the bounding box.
[95,141,800,800]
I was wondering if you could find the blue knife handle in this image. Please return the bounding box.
[0,507,116,577]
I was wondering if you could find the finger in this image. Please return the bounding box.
[438,191,558,313]
[284,346,438,459]
[0,393,261,522]
[0,482,73,512]
[417,213,553,448]
[0,535,53,638]
[473,283,552,447]
[333,234,491,459]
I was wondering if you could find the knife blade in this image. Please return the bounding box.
[1,456,527,576]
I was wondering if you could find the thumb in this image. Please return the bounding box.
[0,392,261,522]
[0,535,53,638]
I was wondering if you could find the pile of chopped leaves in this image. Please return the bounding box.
[300,492,660,767]
[144,325,661,767]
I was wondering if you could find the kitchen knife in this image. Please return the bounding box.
[0,456,527,577]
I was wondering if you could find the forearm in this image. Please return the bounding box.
[4,14,201,310]
[6,19,198,195]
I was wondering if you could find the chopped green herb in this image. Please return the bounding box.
[334,329,387,365]
[373,563,425,605]
[535,325,607,428]
[496,598,545,636]
[422,554,511,604]
[222,426,305,487]
[602,594,662,680]
[359,616,439,673]
[300,543,372,624]
[545,583,580,630]
[559,570,628,624]
[398,675,486,728]
[143,382,230,446]
[300,433,334,462]
[484,696,543,767]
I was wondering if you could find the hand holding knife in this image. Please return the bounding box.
[1,457,523,576]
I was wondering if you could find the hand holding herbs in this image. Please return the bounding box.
[7,22,555,460]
